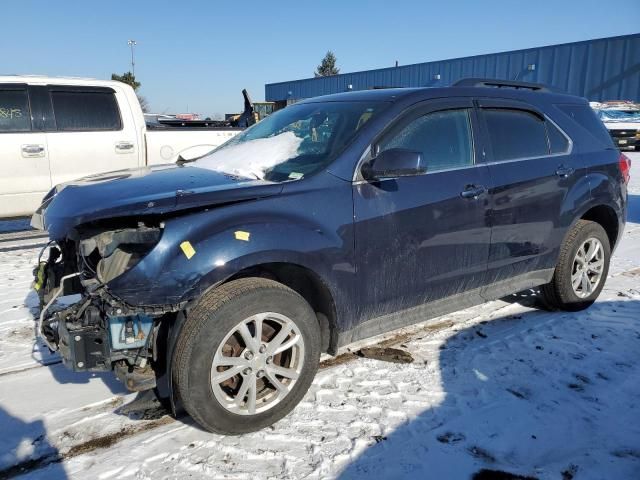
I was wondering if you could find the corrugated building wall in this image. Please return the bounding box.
[265,34,640,103]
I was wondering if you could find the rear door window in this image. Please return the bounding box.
[50,89,122,131]
[0,88,32,132]
[378,109,474,172]
[482,108,548,161]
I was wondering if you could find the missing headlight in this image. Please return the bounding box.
[79,226,161,283]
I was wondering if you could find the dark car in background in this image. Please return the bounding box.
[32,79,629,434]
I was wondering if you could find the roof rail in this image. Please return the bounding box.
[453,78,554,92]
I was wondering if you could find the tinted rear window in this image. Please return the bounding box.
[0,88,31,132]
[557,104,614,147]
[51,90,121,131]
[483,109,548,161]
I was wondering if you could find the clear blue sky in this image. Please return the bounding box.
[1,0,638,116]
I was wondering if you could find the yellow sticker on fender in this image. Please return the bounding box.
[234,230,250,241]
[180,241,196,259]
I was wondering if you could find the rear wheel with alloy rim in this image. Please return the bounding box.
[570,237,605,299]
[541,220,611,311]
[173,277,321,434]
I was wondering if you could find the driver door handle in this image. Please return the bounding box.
[460,184,487,199]
[115,141,135,153]
[21,144,45,158]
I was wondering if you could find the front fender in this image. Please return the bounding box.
[107,203,352,308]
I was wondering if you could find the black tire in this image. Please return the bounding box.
[540,220,611,311]
[173,277,321,434]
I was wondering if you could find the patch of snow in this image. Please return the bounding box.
[190,132,302,179]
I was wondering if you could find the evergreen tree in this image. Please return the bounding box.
[111,72,148,112]
[111,71,141,91]
[315,51,340,77]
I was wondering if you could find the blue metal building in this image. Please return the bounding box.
[265,33,640,103]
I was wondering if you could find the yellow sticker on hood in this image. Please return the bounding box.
[180,241,196,259]
[234,231,250,241]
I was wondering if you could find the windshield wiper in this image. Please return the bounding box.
[176,151,212,165]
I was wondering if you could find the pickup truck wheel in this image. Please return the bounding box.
[173,277,321,434]
[541,220,610,311]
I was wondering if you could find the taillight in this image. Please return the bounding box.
[619,153,631,184]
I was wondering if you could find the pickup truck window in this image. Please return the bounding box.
[597,109,640,122]
[0,88,31,133]
[50,90,122,131]
[483,108,548,161]
[193,101,387,182]
[378,109,473,172]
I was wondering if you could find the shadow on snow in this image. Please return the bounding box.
[626,193,640,224]
[0,406,68,479]
[337,297,640,479]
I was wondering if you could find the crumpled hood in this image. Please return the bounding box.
[34,164,283,239]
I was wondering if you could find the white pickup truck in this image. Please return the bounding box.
[0,76,241,217]
[590,101,640,151]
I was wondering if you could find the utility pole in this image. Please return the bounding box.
[127,39,137,76]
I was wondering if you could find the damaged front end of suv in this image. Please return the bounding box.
[34,221,175,392]
[30,163,287,404]
[29,98,380,433]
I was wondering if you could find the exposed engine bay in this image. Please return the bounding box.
[34,222,179,393]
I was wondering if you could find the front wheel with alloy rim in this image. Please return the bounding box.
[173,277,321,434]
[541,219,611,311]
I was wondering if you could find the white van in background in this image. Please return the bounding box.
[0,76,241,218]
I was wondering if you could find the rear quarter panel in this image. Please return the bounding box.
[549,104,626,249]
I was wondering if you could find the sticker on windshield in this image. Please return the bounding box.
[288,172,303,180]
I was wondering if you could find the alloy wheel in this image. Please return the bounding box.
[571,237,605,298]
[210,312,305,415]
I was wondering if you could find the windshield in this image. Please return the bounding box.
[191,101,387,182]
[597,109,640,122]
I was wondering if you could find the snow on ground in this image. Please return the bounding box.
[0,154,639,480]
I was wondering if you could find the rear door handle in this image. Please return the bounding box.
[21,144,45,158]
[556,165,575,178]
[115,141,135,153]
[460,184,487,199]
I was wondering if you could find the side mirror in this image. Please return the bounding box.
[362,148,425,181]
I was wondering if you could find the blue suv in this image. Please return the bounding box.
[32,78,630,434]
